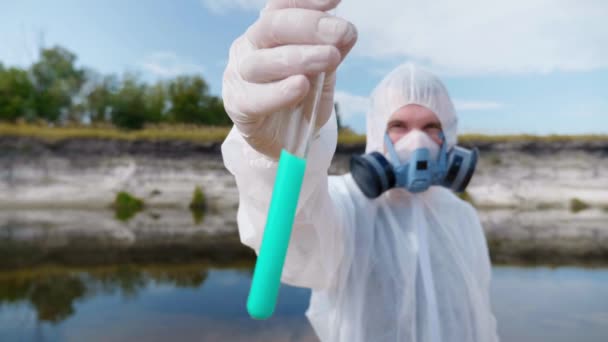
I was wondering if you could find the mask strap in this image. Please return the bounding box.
[436,131,448,174]
[384,133,401,165]
[439,131,446,147]
[439,131,447,156]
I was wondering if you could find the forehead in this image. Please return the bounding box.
[388,104,440,125]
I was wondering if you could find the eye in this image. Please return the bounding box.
[423,123,443,140]
[387,121,407,133]
[423,122,441,129]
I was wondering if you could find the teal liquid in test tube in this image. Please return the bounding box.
[246,67,328,320]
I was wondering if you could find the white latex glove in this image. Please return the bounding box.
[222,0,357,158]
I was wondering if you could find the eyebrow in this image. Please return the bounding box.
[387,120,406,128]
[386,120,442,130]
[423,122,442,129]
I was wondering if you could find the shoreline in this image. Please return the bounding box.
[2,135,608,267]
[2,134,608,158]
[1,207,607,268]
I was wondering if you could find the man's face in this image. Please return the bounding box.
[385,104,443,147]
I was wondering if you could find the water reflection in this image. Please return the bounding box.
[0,263,218,324]
[0,263,607,341]
[0,261,316,342]
[491,266,608,342]
[1,207,607,341]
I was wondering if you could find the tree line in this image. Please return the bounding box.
[0,45,230,129]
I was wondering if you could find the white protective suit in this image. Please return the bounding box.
[222,62,499,342]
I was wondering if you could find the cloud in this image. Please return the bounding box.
[140,52,205,78]
[335,90,503,132]
[334,90,370,120]
[454,100,503,111]
[201,0,608,75]
[333,91,368,132]
[335,90,502,115]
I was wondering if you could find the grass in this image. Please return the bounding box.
[456,191,475,204]
[189,186,207,210]
[315,131,608,145]
[189,186,207,225]
[337,131,366,145]
[3,123,608,145]
[112,191,144,221]
[0,123,230,143]
[457,133,608,144]
[570,198,590,213]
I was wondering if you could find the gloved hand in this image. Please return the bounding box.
[222,0,357,158]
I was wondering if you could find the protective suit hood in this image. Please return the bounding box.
[366,62,458,154]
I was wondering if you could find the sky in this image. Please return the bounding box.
[1,0,607,135]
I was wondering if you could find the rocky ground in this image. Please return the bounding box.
[1,136,607,265]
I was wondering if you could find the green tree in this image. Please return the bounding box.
[204,96,230,125]
[86,75,117,123]
[0,46,231,127]
[0,64,36,122]
[109,75,149,130]
[167,75,209,124]
[167,75,229,125]
[31,46,85,122]
[144,80,168,123]
[86,76,168,127]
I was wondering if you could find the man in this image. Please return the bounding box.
[221,0,499,341]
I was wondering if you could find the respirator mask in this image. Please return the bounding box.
[350,130,479,199]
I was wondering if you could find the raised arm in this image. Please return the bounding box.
[220,0,358,290]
